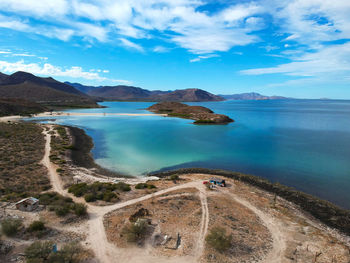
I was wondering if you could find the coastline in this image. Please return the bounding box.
[66,125,132,178]
[2,111,349,236]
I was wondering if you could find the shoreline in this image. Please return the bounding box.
[36,111,167,117]
[66,125,133,179]
[2,112,349,236]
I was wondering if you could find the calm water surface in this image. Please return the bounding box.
[33,100,350,209]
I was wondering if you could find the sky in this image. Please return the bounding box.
[0,0,350,99]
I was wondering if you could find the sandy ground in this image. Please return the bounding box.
[37,112,167,117]
[0,111,166,123]
[16,124,348,263]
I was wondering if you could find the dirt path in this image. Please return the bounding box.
[41,127,66,196]
[87,181,208,263]
[41,124,286,263]
[220,189,286,263]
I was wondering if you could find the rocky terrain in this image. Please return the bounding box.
[147,101,234,124]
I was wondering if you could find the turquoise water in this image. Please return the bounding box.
[33,100,350,209]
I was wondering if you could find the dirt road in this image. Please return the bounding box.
[219,189,286,263]
[41,125,287,263]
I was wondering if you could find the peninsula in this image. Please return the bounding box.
[147,101,234,124]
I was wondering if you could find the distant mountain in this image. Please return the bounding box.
[0,71,98,108]
[219,92,287,100]
[65,82,99,94]
[68,82,223,102]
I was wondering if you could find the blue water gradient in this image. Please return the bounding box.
[30,100,350,209]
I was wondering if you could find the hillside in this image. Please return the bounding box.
[68,82,223,102]
[0,98,47,117]
[0,71,98,108]
[220,92,287,100]
[147,101,233,124]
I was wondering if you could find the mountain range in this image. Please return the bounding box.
[66,82,224,102]
[0,71,290,116]
[0,71,98,108]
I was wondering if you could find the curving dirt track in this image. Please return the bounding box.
[41,124,288,263]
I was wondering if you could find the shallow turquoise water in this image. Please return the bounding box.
[32,100,350,209]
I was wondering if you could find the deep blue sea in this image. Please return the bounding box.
[32,100,350,209]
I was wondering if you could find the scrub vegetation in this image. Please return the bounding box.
[0,122,50,201]
[68,182,131,203]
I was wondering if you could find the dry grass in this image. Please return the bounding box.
[0,122,50,201]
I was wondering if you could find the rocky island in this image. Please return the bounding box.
[147,101,234,124]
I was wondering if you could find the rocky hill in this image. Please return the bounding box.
[220,92,287,100]
[0,98,47,117]
[0,71,98,108]
[147,101,233,124]
[68,82,223,102]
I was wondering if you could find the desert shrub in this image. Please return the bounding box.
[28,221,45,232]
[114,182,131,192]
[135,183,156,190]
[56,168,63,173]
[205,227,232,252]
[103,191,117,202]
[1,218,22,236]
[68,183,88,197]
[55,205,70,216]
[57,242,84,263]
[122,220,148,243]
[170,174,179,181]
[25,241,54,262]
[25,241,85,263]
[73,203,87,216]
[84,193,95,202]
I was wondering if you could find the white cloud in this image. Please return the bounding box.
[190,54,219,63]
[0,60,131,84]
[153,46,170,53]
[240,42,350,77]
[0,0,265,54]
[119,38,144,52]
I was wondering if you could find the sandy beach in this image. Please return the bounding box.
[0,111,167,122]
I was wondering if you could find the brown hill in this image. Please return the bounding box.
[0,71,98,108]
[69,82,223,102]
[0,98,47,117]
[147,101,233,124]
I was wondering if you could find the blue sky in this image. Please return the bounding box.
[0,0,350,99]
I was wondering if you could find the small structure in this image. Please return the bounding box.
[15,197,39,212]
[209,178,226,187]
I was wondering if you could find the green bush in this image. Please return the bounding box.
[28,221,45,232]
[68,183,88,197]
[103,191,117,202]
[25,241,53,262]
[84,193,95,202]
[56,168,63,173]
[115,182,131,192]
[170,174,179,181]
[135,183,156,190]
[73,203,87,216]
[55,205,70,217]
[1,218,22,236]
[25,241,85,263]
[205,227,232,252]
[122,220,148,243]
